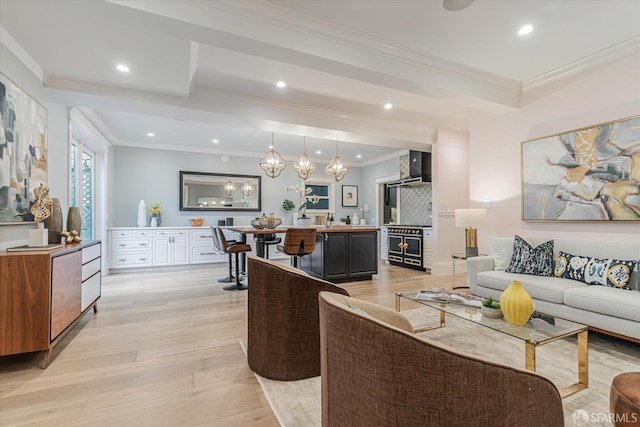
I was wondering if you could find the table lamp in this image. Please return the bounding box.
[454,208,487,257]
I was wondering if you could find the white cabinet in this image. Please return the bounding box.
[109,229,153,269]
[189,228,224,264]
[152,229,189,266]
[423,229,433,270]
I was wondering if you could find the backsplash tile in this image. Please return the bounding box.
[399,184,432,226]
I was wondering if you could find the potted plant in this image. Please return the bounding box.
[480,297,503,319]
[282,199,295,224]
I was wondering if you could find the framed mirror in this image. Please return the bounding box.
[180,171,261,212]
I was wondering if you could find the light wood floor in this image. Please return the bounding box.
[0,261,459,426]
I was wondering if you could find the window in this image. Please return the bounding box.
[70,139,95,240]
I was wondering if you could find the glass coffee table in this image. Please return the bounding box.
[396,290,588,398]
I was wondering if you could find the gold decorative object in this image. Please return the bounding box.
[60,230,82,244]
[500,281,534,326]
[188,217,205,227]
[260,132,286,178]
[326,140,349,181]
[294,137,316,180]
[30,184,52,224]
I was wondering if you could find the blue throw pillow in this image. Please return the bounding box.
[506,235,554,276]
[555,251,637,290]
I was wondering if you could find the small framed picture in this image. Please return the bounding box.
[342,185,358,207]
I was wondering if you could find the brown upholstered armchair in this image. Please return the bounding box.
[247,256,349,381]
[319,292,564,427]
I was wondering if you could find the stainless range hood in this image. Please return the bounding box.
[387,151,431,187]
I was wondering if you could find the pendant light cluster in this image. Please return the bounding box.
[293,137,316,180]
[260,133,286,178]
[259,133,349,182]
[326,140,349,182]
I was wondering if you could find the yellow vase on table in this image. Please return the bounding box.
[500,280,534,326]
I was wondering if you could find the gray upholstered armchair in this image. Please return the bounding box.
[319,292,564,427]
[247,255,349,381]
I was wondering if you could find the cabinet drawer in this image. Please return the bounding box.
[82,243,101,263]
[113,238,151,250]
[134,230,152,237]
[190,229,213,244]
[81,273,101,311]
[82,257,101,281]
[112,230,133,238]
[154,230,188,238]
[112,253,152,267]
[190,247,221,263]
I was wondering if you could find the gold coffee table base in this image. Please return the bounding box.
[396,293,589,398]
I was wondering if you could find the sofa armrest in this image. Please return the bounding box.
[467,256,495,294]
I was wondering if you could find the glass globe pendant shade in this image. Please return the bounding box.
[260,132,286,178]
[224,179,237,196]
[326,140,349,182]
[293,137,316,180]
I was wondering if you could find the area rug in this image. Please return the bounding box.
[243,308,640,427]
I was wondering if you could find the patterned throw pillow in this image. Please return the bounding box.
[554,251,637,290]
[506,235,554,276]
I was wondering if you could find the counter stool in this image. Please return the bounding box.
[211,226,236,283]
[276,228,317,268]
[259,233,281,259]
[610,372,640,427]
[214,227,251,291]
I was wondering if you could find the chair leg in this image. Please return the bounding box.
[217,253,235,283]
[224,252,248,291]
[292,256,298,268]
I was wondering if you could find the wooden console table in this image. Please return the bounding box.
[0,241,102,368]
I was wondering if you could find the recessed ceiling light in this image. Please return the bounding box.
[442,0,475,12]
[116,64,130,73]
[212,139,219,143]
[356,155,362,159]
[316,150,321,154]
[147,132,155,137]
[269,145,274,149]
[276,81,286,88]
[518,24,533,36]
[384,102,393,110]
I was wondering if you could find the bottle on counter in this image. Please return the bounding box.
[268,212,275,227]
[137,199,146,228]
[352,213,360,225]
[326,212,331,227]
[346,215,351,225]
[330,213,335,226]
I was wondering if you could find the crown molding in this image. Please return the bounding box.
[0,25,46,82]
[70,108,113,152]
[522,36,640,93]
[77,107,120,144]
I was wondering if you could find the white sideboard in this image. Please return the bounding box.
[108,226,290,271]
[108,226,243,270]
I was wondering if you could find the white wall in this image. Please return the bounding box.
[470,52,640,251]
[111,146,365,227]
[0,45,69,250]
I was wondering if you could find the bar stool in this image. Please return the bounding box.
[211,226,236,283]
[276,228,317,268]
[214,227,251,290]
[260,233,282,259]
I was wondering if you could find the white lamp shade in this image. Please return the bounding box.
[455,208,487,228]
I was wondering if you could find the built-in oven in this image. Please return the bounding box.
[387,226,427,271]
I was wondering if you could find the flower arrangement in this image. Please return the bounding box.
[149,201,162,226]
[285,184,319,218]
[360,204,370,221]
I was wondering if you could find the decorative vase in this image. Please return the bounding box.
[67,206,81,234]
[44,198,63,244]
[500,280,534,326]
[150,216,158,227]
[137,199,146,228]
[292,211,299,226]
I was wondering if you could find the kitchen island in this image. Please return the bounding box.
[299,226,379,282]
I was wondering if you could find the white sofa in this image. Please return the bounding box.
[467,237,640,341]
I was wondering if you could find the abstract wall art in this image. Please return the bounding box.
[522,115,639,222]
[0,74,48,223]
